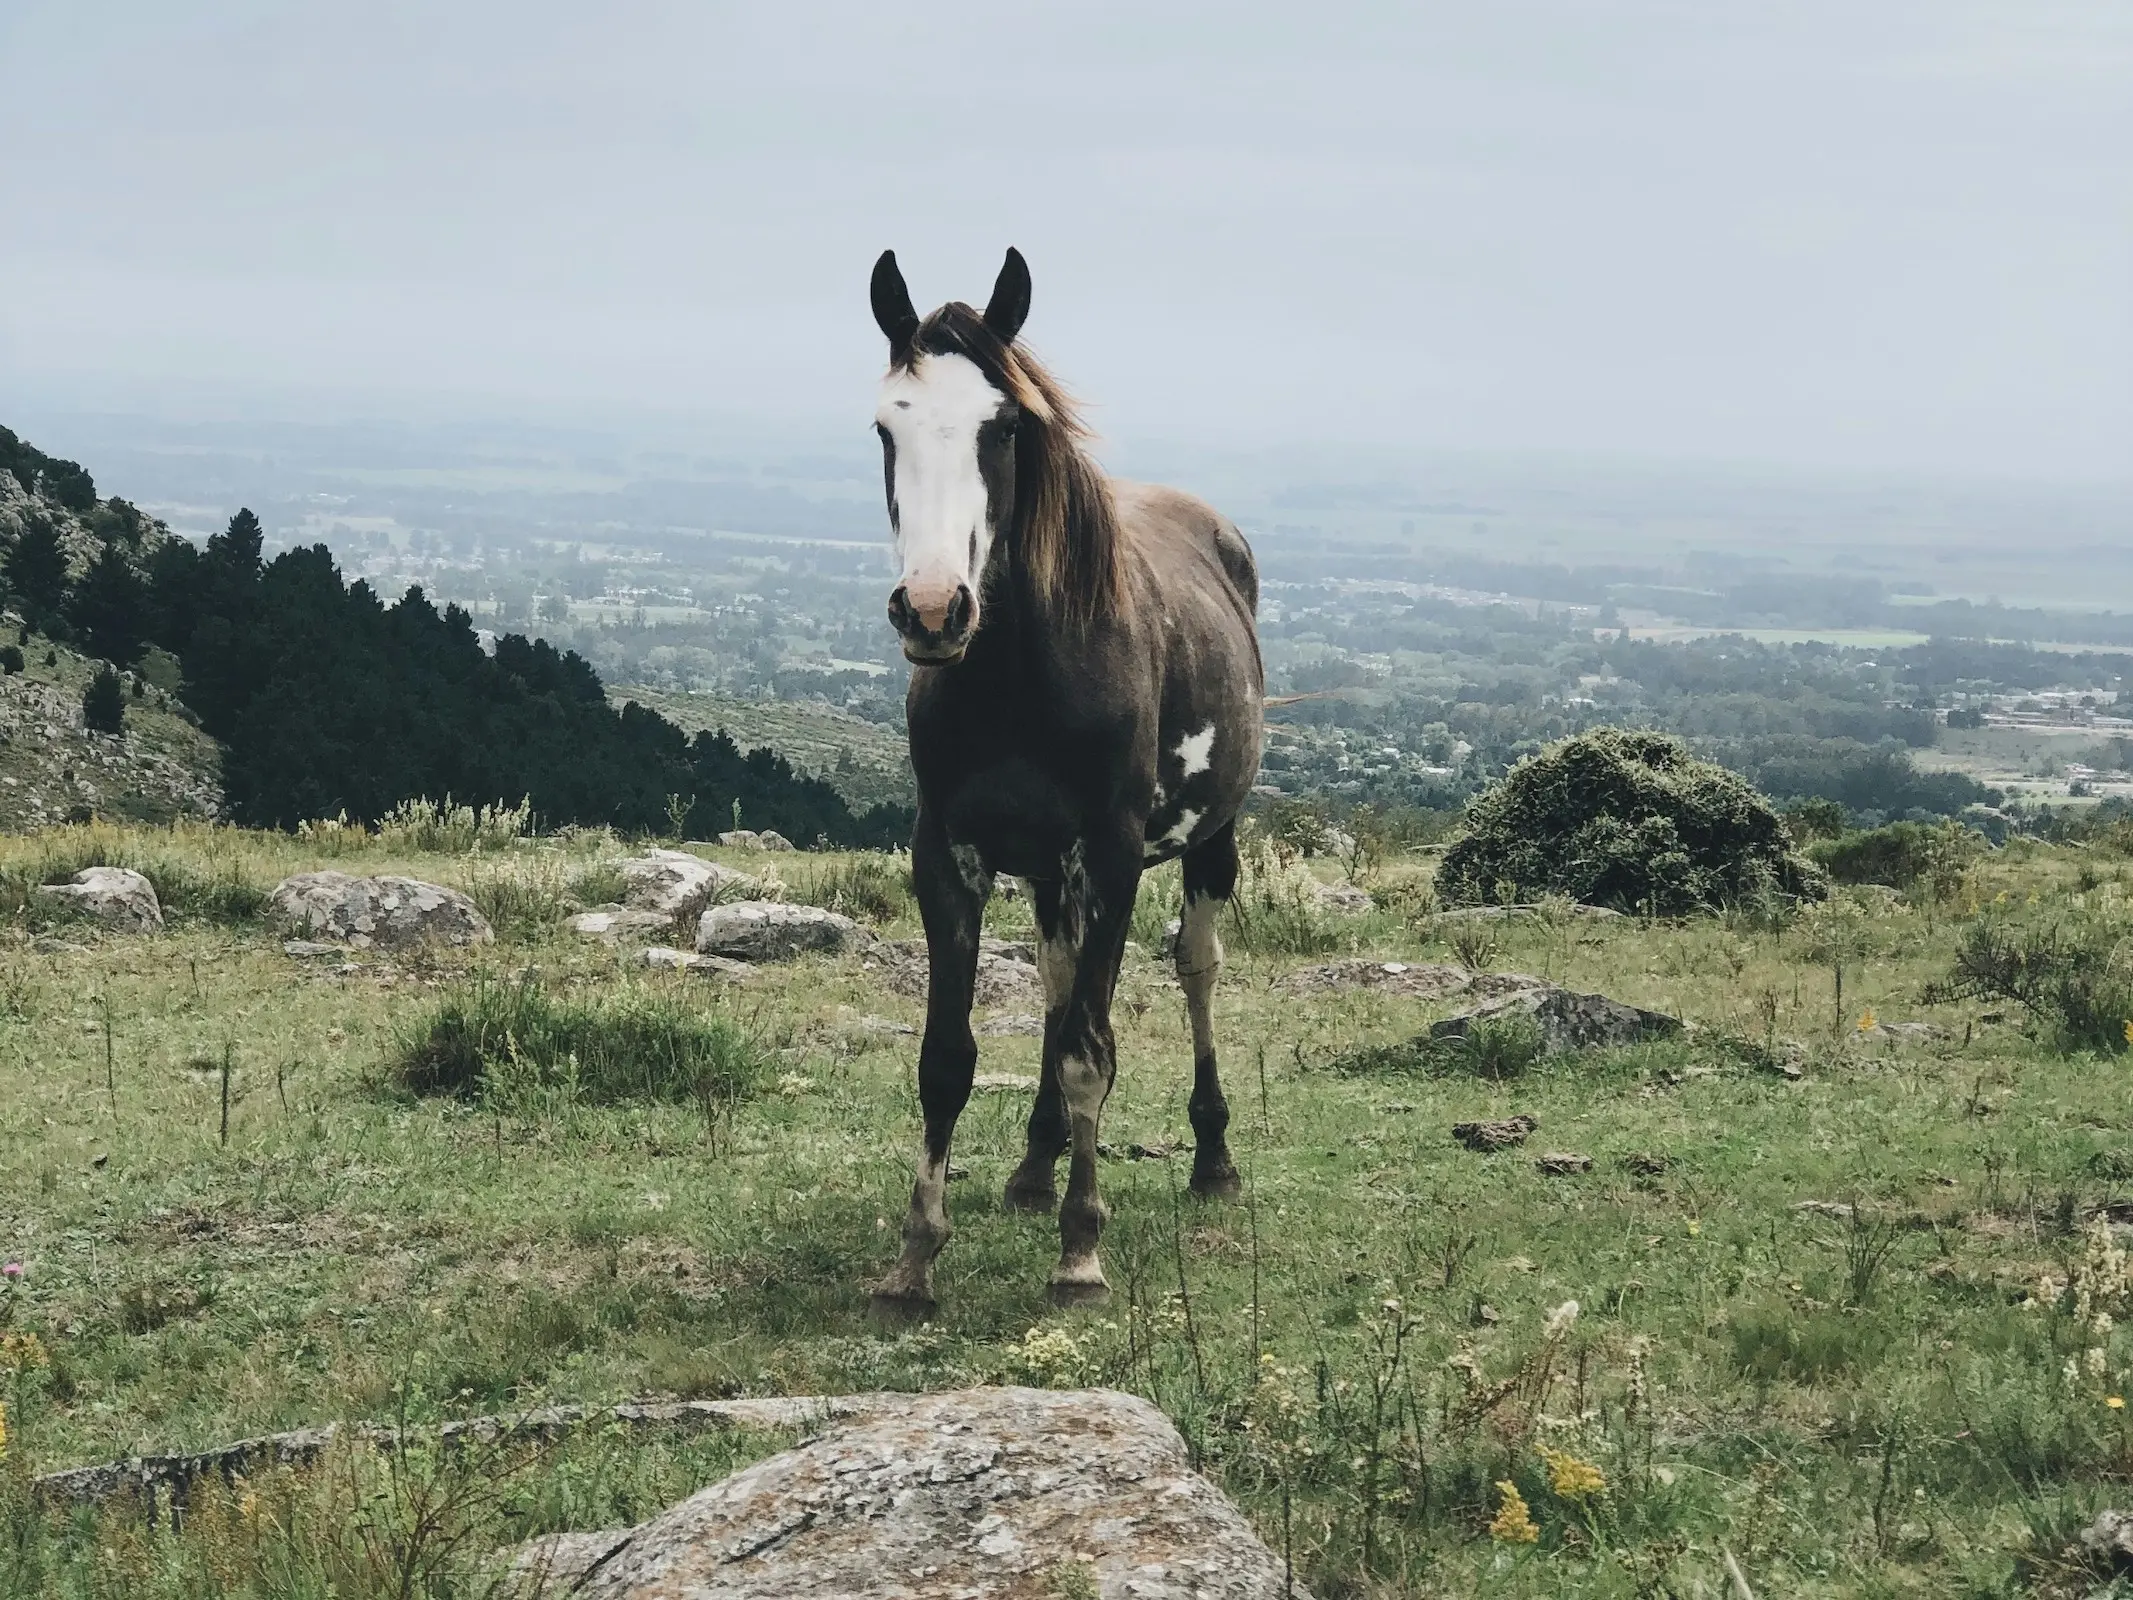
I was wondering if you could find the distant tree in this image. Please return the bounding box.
[82,664,126,735]
[1784,797,1849,842]
[0,645,22,675]
[3,509,72,627]
[69,539,151,665]
[1440,728,1826,915]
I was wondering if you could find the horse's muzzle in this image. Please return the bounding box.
[889,582,976,663]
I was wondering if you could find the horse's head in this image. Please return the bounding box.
[868,248,1033,664]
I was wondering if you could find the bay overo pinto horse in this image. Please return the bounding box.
[866,247,1264,1311]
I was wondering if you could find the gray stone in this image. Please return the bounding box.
[1312,880,1375,914]
[756,829,796,852]
[617,850,758,921]
[2079,1508,2133,1572]
[1433,902,1624,924]
[35,866,162,931]
[1535,1151,1593,1175]
[976,1013,1044,1037]
[1452,1115,1538,1152]
[697,900,865,961]
[567,908,673,942]
[281,940,341,959]
[865,938,1042,1007]
[266,872,492,950]
[531,1386,1305,1599]
[1431,982,1681,1054]
[1276,959,1478,999]
[714,829,795,852]
[639,947,755,980]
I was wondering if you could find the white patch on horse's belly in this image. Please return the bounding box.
[1161,808,1202,847]
[1174,725,1216,778]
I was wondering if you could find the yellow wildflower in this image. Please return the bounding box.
[1488,1479,1539,1543]
[2123,1019,2132,1047]
[1540,1446,1607,1500]
[2109,1396,2126,1410]
[0,1403,8,1463]
[1857,1008,1878,1033]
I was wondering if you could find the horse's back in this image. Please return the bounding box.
[1111,481,1258,617]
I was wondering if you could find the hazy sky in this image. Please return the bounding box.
[3,2,2128,480]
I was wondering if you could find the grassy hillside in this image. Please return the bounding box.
[0,633,220,832]
[0,822,2129,1595]
[610,684,915,812]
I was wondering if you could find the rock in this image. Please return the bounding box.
[35,866,162,931]
[1535,1151,1593,1175]
[1623,1151,1671,1176]
[697,901,865,962]
[976,1013,1043,1038]
[1452,1115,1538,1152]
[532,1386,1306,1599]
[1431,982,1681,1054]
[865,938,1043,1007]
[1312,880,1375,914]
[567,908,672,942]
[972,1071,1039,1092]
[1433,902,1624,924]
[2079,1509,2133,1573]
[1276,959,1476,999]
[266,872,492,950]
[617,849,758,920]
[1855,1020,1952,1046]
[639,947,755,980]
[281,940,342,959]
[714,829,795,852]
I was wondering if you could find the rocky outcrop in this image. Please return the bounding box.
[696,901,866,961]
[617,850,757,921]
[511,1386,1306,1599]
[1431,982,1681,1054]
[566,908,673,943]
[35,866,162,931]
[865,938,1043,1007]
[717,829,796,852]
[266,872,492,950]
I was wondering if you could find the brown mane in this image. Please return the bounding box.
[896,303,1124,626]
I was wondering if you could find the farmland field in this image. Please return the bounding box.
[1,821,2130,1596]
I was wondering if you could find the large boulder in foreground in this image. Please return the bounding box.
[513,1386,1305,1599]
[267,872,492,950]
[1431,981,1681,1054]
[35,867,162,932]
[696,900,864,961]
[617,849,758,921]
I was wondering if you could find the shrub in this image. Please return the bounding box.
[1438,728,1826,915]
[0,645,20,675]
[787,853,912,924]
[1810,820,1981,892]
[81,665,126,736]
[1928,913,2133,1055]
[393,977,765,1106]
[466,866,571,939]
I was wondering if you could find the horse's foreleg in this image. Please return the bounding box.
[1049,835,1140,1304]
[871,822,987,1314]
[1180,823,1241,1199]
[1004,876,1076,1213]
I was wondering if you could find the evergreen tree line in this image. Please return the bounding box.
[4,496,914,846]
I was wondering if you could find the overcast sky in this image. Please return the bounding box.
[3,1,2128,481]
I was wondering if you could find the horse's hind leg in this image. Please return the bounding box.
[1004,877,1076,1213]
[1179,822,1242,1199]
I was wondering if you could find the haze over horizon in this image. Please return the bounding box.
[4,2,2129,486]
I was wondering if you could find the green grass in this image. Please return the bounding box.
[0,822,2130,1595]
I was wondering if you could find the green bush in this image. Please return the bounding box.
[1810,820,1981,891]
[0,644,21,675]
[787,853,912,924]
[1928,913,2133,1055]
[1438,728,1825,915]
[81,664,126,735]
[393,977,765,1105]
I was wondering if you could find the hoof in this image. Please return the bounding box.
[1002,1177,1059,1215]
[868,1287,938,1324]
[1047,1276,1111,1309]
[1190,1166,1243,1202]
[1047,1254,1109,1307]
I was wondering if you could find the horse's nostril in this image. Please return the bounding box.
[946,585,974,637]
[887,586,915,633]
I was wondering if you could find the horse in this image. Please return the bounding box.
[865,247,1265,1311]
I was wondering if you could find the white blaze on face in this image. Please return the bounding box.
[876,352,1008,628]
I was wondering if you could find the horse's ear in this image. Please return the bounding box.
[871,250,919,356]
[983,247,1031,343]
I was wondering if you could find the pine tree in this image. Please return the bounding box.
[82,664,126,736]
[3,509,71,627]
[69,540,151,666]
